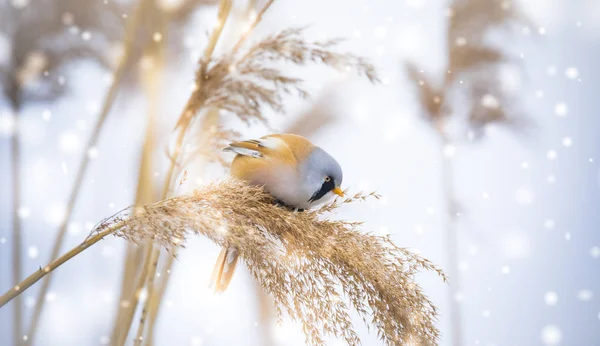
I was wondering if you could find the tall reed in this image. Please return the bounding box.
[110,9,167,346]
[405,0,528,344]
[23,1,148,343]
[0,0,122,343]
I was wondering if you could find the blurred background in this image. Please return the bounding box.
[1,0,599,345]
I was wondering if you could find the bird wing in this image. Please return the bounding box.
[224,134,314,182]
[223,135,302,164]
[264,134,314,163]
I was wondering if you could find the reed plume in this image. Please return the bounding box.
[93,180,445,346]
[404,0,529,345]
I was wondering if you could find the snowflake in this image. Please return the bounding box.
[59,131,82,154]
[577,289,593,302]
[544,291,558,306]
[42,110,52,121]
[481,94,500,109]
[541,325,562,345]
[27,246,39,259]
[45,292,57,302]
[18,206,31,219]
[555,103,568,117]
[590,246,600,259]
[565,67,579,79]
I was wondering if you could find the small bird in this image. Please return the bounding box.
[210,133,344,292]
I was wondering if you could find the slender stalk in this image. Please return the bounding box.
[133,248,160,345]
[255,281,274,346]
[0,224,123,309]
[9,96,23,345]
[136,0,280,341]
[114,246,157,346]
[438,128,462,346]
[125,1,233,343]
[231,0,275,54]
[143,108,220,345]
[110,24,163,342]
[141,2,277,341]
[24,1,149,343]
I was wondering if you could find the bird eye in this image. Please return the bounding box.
[324,176,331,182]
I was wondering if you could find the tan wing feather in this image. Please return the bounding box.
[264,134,315,162]
[227,134,310,181]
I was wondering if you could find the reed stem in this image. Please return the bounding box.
[109,6,165,344]
[24,0,148,341]
[127,1,233,343]
[438,128,462,346]
[10,100,23,345]
[0,223,123,309]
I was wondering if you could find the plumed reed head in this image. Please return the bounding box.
[185,27,379,125]
[0,0,123,107]
[405,0,529,136]
[176,26,379,165]
[91,180,445,345]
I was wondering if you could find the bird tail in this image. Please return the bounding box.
[210,247,239,293]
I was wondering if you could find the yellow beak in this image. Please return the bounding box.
[332,187,344,197]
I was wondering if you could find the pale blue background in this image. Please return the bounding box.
[1,0,599,345]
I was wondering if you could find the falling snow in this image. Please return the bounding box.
[541,325,562,345]
[555,103,568,117]
[544,291,558,306]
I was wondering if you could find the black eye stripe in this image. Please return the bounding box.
[308,179,335,203]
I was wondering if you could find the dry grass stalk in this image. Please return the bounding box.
[110,1,220,343]
[0,0,117,345]
[110,10,167,344]
[0,0,121,344]
[23,2,150,344]
[404,1,528,345]
[1,181,445,345]
[140,2,262,339]
[126,1,235,343]
[106,180,446,345]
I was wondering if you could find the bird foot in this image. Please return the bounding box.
[274,199,305,212]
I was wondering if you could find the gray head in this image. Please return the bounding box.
[299,146,344,205]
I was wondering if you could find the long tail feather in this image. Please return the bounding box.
[210,247,240,293]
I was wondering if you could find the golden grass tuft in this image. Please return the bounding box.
[178,26,379,131]
[89,180,445,346]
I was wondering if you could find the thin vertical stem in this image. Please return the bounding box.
[110,7,165,343]
[133,248,160,345]
[24,0,149,344]
[114,246,157,346]
[10,100,23,345]
[439,130,462,346]
[128,1,233,342]
[137,0,278,341]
